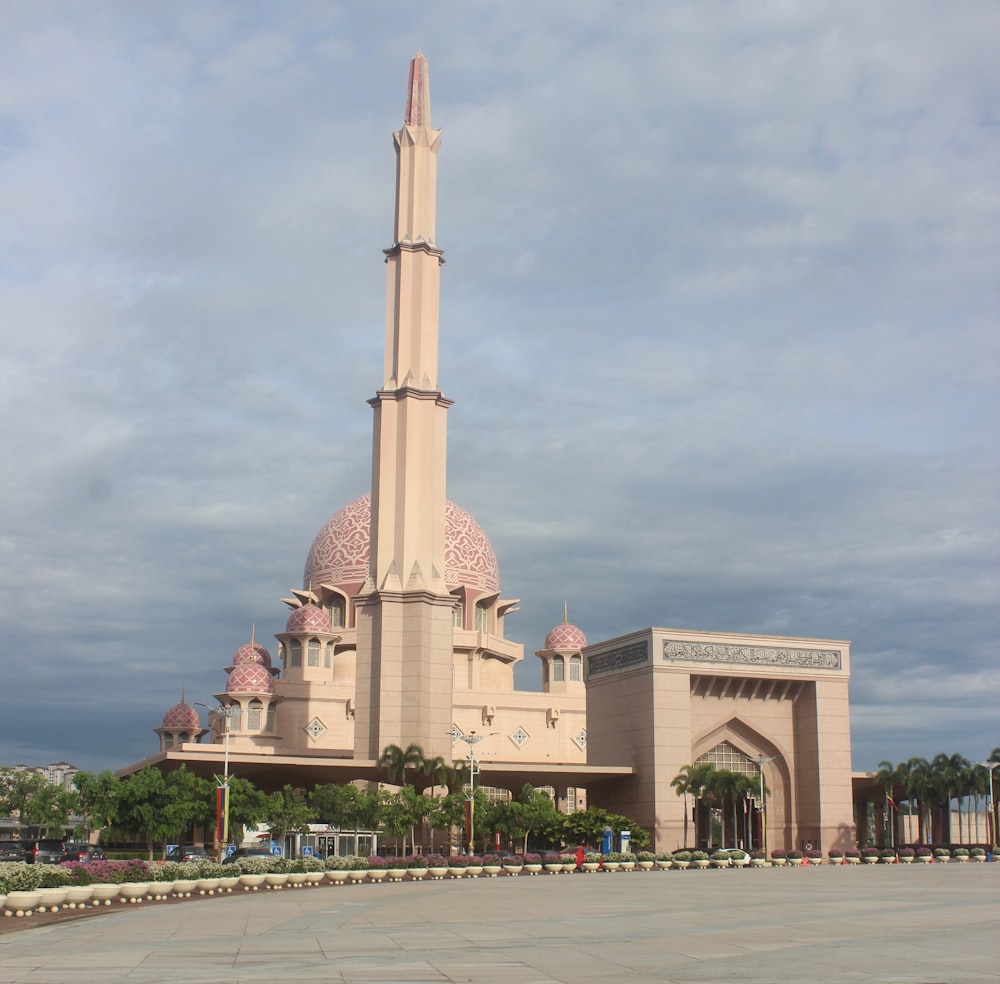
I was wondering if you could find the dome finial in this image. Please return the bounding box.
[563,601,569,624]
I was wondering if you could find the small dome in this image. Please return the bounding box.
[286,604,332,634]
[233,641,272,667]
[162,700,201,731]
[304,494,501,594]
[544,621,587,651]
[226,663,275,695]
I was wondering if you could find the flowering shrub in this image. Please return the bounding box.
[38,864,73,887]
[770,849,786,860]
[805,849,822,860]
[78,859,152,884]
[690,851,709,861]
[447,855,469,867]
[845,849,861,859]
[0,861,41,892]
[543,853,561,864]
[673,850,692,862]
[636,851,655,862]
[787,850,803,861]
[466,855,483,866]
[748,850,765,860]
[862,846,880,858]
[828,848,844,859]
[933,848,950,859]
[236,856,273,874]
[406,855,428,868]
[898,847,915,858]
[481,854,501,866]
[654,851,674,862]
[502,854,523,866]
[620,852,636,863]
[953,847,969,858]
[522,853,542,864]
[365,856,390,870]
[423,853,449,868]
[710,851,730,861]
[198,861,227,878]
[584,852,603,863]
[916,847,933,857]
[325,855,352,871]
[302,857,325,873]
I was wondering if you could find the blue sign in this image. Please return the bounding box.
[302,845,314,857]
[224,844,236,857]
[270,841,281,856]
[601,826,613,854]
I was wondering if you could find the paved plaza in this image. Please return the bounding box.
[1,865,997,983]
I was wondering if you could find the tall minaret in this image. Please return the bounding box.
[354,53,455,763]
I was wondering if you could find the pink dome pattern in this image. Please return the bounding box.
[226,663,275,694]
[304,494,500,594]
[286,604,332,634]
[233,641,272,667]
[544,622,587,651]
[162,701,201,730]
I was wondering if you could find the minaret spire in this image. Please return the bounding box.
[404,51,431,127]
[354,55,454,763]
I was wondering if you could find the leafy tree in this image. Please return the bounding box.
[116,766,170,859]
[310,782,363,830]
[72,770,122,837]
[263,785,316,853]
[426,792,468,852]
[507,785,560,853]
[378,786,428,855]
[222,776,269,845]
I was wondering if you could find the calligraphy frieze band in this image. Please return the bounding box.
[587,641,649,677]
[662,640,841,670]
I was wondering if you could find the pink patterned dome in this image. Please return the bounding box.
[286,604,332,634]
[162,701,201,731]
[304,494,500,594]
[544,621,587,651]
[226,663,275,695]
[233,641,272,667]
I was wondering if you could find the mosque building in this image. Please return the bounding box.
[127,54,855,853]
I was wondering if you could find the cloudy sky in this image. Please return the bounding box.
[2,2,997,776]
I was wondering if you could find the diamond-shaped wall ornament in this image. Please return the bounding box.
[305,717,327,740]
[510,725,529,748]
[450,723,463,744]
[573,729,587,750]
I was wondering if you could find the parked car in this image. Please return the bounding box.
[23,839,66,864]
[61,842,108,862]
[0,840,27,861]
[164,845,210,862]
[221,847,274,865]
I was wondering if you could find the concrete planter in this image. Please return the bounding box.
[4,891,42,917]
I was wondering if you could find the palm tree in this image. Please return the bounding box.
[376,743,427,787]
[671,763,716,849]
[874,760,904,847]
[417,755,461,795]
[905,757,932,844]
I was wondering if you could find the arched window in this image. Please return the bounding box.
[570,654,582,681]
[475,603,488,632]
[265,703,276,733]
[248,699,263,731]
[163,733,174,749]
[453,600,464,628]
[324,644,332,669]
[307,638,321,667]
[290,640,302,668]
[326,597,345,628]
[553,656,565,682]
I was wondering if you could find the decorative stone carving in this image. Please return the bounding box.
[587,641,649,678]
[663,640,841,670]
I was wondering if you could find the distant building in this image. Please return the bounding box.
[5,762,79,791]
[120,54,855,853]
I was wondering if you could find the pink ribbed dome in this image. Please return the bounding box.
[226,663,275,694]
[162,701,201,730]
[304,494,500,594]
[233,641,272,667]
[544,621,587,651]
[286,604,332,634]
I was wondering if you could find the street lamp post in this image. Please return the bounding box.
[197,702,240,860]
[974,761,999,852]
[455,731,492,854]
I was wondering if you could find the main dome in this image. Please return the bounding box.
[304,494,500,594]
